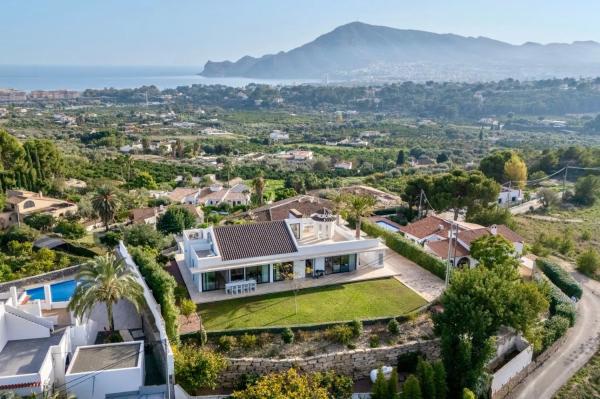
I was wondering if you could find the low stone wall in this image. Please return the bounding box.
[492,334,568,399]
[0,264,82,292]
[218,339,439,388]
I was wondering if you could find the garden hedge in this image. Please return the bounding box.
[537,258,582,299]
[362,220,446,279]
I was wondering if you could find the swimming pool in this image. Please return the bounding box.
[26,280,77,302]
[375,220,400,233]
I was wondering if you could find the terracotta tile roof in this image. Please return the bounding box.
[168,188,199,203]
[129,207,158,223]
[181,204,203,219]
[213,220,297,261]
[426,239,470,259]
[0,381,41,390]
[496,225,524,243]
[457,228,490,246]
[251,195,333,222]
[398,215,455,239]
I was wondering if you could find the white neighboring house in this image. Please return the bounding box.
[119,143,143,153]
[0,245,176,398]
[498,187,523,206]
[178,208,386,296]
[334,161,353,170]
[269,130,289,141]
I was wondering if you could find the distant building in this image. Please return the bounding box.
[269,130,289,141]
[119,143,143,153]
[289,150,313,161]
[497,187,523,206]
[0,89,27,103]
[334,161,353,170]
[0,190,78,229]
[29,90,80,101]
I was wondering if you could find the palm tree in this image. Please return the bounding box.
[342,194,377,239]
[92,186,120,231]
[252,174,266,205]
[69,253,145,332]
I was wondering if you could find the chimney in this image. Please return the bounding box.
[490,224,498,236]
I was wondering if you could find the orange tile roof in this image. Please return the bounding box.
[426,239,470,259]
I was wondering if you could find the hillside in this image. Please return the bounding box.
[200,22,600,81]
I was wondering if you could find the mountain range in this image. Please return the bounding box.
[200,22,600,82]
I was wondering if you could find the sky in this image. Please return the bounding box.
[3,0,600,66]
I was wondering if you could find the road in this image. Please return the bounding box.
[509,198,543,215]
[511,270,600,399]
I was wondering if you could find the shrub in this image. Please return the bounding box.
[555,303,577,327]
[295,330,311,343]
[124,223,166,249]
[577,248,600,276]
[362,221,446,279]
[129,246,179,343]
[369,334,380,348]
[24,213,55,231]
[257,332,271,347]
[231,369,329,399]
[349,319,363,338]
[313,370,353,399]
[239,333,258,350]
[388,318,400,335]
[326,324,354,345]
[462,388,476,399]
[542,315,570,349]
[281,327,294,344]
[217,335,237,352]
[100,230,123,247]
[537,258,582,299]
[53,219,86,239]
[175,344,228,392]
[180,298,196,318]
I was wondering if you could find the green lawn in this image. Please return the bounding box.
[199,278,427,331]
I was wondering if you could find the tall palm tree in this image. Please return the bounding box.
[252,174,266,205]
[342,194,377,239]
[92,186,120,231]
[69,253,145,332]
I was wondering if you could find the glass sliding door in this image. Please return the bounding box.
[202,271,227,291]
[324,254,357,275]
[245,265,269,284]
[305,259,314,278]
[230,268,245,282]
[273,261,294,281]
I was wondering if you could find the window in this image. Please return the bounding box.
[324,254,356,275]
[23,200,35,209]
[230,268,244,282]
[245,265,269,284]
[273,262,293,281]
[202,271,226,291]
[289,223,301,239]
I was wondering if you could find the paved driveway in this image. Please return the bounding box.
[511,262,600,398]
[383,251,445,302]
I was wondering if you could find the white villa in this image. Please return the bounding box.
[498,187,523,206]
[178,208,386,296]
[0,245,174,398]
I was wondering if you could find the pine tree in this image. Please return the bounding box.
[401,375,423,399]
[416,358,436,399]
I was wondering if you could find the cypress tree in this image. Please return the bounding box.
[416,358,436,399]
[432,360,447,399]
[401,375,423,399]
[387,368,399,399]
[371,369,388,399]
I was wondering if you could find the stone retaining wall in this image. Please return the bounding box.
[0,264,82,292]
[493,334,568,399]
[218,339,439,388]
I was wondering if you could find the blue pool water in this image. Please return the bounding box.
[26,280,77,302]
[375,220,400,233]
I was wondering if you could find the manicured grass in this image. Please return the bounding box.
[198,278,427,331]
[555,349,600,399]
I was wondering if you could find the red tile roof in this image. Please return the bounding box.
[0,381,41,390]
[398,215,455,239]
[426,239,470,259]
[251,195,333,222]
[495,225,524,243]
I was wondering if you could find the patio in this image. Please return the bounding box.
[174,247,445,304]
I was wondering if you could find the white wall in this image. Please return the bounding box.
[0,304,8,352]
[88,300,142,331]
[293,260,305,279]
[4,311,51,340]
[491,344,533,395]
[66,363,144,399]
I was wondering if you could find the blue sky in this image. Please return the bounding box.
[3,0,600,66]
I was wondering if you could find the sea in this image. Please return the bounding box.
[0,65,321,91]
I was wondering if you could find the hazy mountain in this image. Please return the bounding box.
[200,22,600,81]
